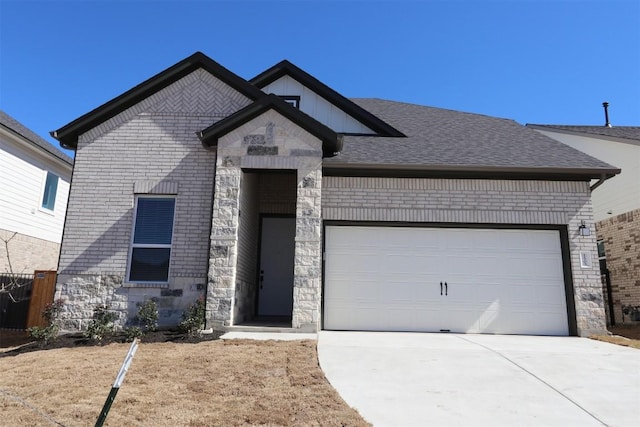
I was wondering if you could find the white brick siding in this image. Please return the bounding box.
[56,70,252,329]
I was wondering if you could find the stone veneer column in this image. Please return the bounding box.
[292,167,323,331]
[568,212,608,336]
[206,163,241,329]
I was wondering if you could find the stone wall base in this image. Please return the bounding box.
[56,273,205,331]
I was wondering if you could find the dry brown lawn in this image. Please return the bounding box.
[0,339,370,426]
[591,324,640,349]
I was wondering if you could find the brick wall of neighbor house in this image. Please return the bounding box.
[55,69,252,330]
[596,208,640,324]
[322,177,607,336]
[0,228,60,273]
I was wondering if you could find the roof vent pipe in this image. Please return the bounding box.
[602,101,612,127]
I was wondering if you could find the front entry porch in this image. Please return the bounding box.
[203,112,324,332]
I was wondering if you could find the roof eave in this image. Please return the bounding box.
[322,162,620,180]
[52,52,264,149]
[527,124,640,145]
[0,125,73,170]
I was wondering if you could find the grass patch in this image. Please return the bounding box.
[0,338,369,426]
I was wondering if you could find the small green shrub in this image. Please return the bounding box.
[27,299,64,346]
[123,326,143,342]
[134,299,158,333]
[84,305,118,342]
[179,296,206,336]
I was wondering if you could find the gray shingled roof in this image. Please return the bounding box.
[527,124,640,145]
[0,110,73,166]
[323,99,618,177]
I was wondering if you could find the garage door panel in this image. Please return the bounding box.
[324,226,569,335]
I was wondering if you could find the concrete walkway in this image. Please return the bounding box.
[318,331,639,427]
[220,331,317,341]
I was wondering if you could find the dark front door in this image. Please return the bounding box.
[257,217,295,316]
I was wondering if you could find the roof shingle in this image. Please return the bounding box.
[526,124,640,145]
[323,99,618,178]
[0,110,73,166]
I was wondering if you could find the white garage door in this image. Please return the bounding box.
[324,226,569,335]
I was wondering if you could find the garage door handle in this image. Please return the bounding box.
[445,282,448,296]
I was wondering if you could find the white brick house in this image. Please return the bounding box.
[52,53,619,336]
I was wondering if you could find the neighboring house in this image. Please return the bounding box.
[527,124,640,325]
[51,52,619,337]
[0,111,73,274]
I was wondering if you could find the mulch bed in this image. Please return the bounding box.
[0,328,222,357]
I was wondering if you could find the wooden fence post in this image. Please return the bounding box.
[26,270,57,328]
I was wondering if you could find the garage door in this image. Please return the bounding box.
[324,226,569,335]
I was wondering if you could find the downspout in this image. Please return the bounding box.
[590,174,610,192]
[589,172,616,326]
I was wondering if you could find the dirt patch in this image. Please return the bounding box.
[0,334,370,426]
[609,324,640,340]
[591,324,640,349]
[0,328,220,356]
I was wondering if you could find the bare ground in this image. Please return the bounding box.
[2,323,637,426]
[591,324,640,349]
[0,334,370,427]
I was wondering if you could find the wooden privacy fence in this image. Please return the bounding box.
[0,270,57,329]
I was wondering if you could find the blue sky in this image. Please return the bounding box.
[1,0,638,157]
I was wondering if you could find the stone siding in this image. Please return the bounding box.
[596,208,640,324]
[322,177,606,336]
[207,109,323,331]
[0,228,60,273]
[56,69,251,330]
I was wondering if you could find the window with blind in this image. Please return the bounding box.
[127,196,176,283]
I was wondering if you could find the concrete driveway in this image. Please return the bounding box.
[318,332,639,427]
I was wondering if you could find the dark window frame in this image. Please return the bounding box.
[279,95,301,109]
[126,195,176,284]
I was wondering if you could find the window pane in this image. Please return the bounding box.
[129,248,170,282]
[597,241,606,258]
[133,198,175,244]
[41,172,59,210]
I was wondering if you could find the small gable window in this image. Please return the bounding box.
[127,196,176,283]
[41,172,59,211]
[279,95,300,109]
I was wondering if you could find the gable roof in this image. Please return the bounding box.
[52,52,264,149]
[526,124,640,146]
[0,110,73,167]
[323,99,620,180]
[198,94,342,157]
[50,53,620,181]
[250,60,405,138]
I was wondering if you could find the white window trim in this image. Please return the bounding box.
[38,170,58,215]
[125,194,176,286]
